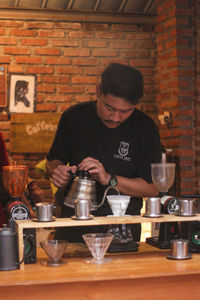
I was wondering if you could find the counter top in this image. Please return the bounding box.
[1,243,200,299]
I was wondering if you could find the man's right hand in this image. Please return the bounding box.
[51,165,77,188]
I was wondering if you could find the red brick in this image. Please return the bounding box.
[8,65,24,73]
[0,38,17,45]
[52,40,78,47]
[0,56,10,63]
[84,67,102,75]
[10,29,37,37]
[111,24,138,32]
[55,23,81,29]
[45,94,72,102]
[27,22,53,29]
[73,58,99,66]
[44,57,71,65]
[123,50,149,58]
[85,40,108,48]
[83,23,109,31]
[64,48,90,57]
[22,38,48,46]
[72,76,97,84]
[16,57,42,64]
[35,48,61,56]
[0,28,5,35]
[68,31,95,38]
[26,66,53,74]
[110,41,136,49]
[58,86,84,93]
[43,75,70,83]
[96,32,123,39]
[39,31,65,38]
[57,66,83,74]
[0,21,23,28]
[4,47,31,55]
[37,84,56,93]
[36,103,57,112]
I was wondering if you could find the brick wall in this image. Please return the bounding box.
[156,0,198,195]
[0,19,156,200]
[0,1,199,199]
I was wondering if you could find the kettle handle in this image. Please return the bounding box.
[93,185,120,210]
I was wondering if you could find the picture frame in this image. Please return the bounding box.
[0,65,7,107]
[9,74,36,113]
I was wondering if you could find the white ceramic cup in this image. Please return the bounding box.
[107,195,130,216]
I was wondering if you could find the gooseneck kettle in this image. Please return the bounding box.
[64,169,119,211]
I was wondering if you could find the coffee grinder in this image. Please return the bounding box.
[2,165,36,264]
[146,158,180,249]
[2,165,30,221]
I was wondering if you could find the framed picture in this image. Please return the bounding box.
[0,65,7,107]
[9,74,36,113]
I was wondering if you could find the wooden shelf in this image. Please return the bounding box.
[15,214,200,270]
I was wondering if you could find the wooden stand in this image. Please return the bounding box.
[15,214,200,270]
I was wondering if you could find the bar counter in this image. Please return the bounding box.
[1,243,200,300]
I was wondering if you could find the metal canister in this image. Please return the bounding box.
[35,202,53,221]
[177,198,197,216]
[145,197,161,216]
[74,199,91,219]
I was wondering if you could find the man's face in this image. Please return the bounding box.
[97,93,135,129]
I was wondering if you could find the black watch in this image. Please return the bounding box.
[108,175,118,187]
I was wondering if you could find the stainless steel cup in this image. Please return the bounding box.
[35,202,53,221]
[74,199,91,219]
[177,199,197,216]
[170,239,189,258]
[145,197,161,216]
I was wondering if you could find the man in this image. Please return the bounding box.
[46,63,162,242]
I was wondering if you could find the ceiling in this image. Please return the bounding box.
[0,0,157,15]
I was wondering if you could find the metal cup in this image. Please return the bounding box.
[35,202,53,221]
[170,239,189,259]
[177,199,197,216]
[74,199,91,219]
[145,197,161,216]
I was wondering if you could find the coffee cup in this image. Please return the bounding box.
[167,239,192,260]
[74,199,91,219]
[145,197,161,217]
[35,202,53,221]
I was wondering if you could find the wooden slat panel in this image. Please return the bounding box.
[10,113,61,153]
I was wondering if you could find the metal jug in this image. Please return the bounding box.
[64,170,119,211]
[0,224,19,271]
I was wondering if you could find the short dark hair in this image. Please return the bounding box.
[101,63,143,105]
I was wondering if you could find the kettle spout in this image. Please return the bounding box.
[93,185,120,210]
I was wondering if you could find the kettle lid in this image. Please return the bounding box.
[0,224,15,237]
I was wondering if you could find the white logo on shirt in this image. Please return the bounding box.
[114,141,131,161]
[118,141,129,156]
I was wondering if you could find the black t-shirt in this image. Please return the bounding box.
[47,101,162,216]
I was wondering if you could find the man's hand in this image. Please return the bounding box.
[78,157,110,186]
[52,165,77,188]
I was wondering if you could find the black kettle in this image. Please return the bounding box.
[0,224,20,271]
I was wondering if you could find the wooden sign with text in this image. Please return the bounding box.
[10,113,61,153]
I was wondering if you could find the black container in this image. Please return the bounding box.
[0,224,19,271]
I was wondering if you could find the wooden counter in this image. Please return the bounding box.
[15,214,200,269]
[0,243,200,300]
